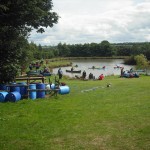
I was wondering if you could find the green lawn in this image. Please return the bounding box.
[0,75,150,150]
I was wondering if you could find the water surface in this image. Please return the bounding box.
[53,59,134,78]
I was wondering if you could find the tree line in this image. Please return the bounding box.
[32,41,150,60]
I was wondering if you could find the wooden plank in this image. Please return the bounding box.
[15,76,45,84]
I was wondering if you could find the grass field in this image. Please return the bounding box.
[0,75,150,150]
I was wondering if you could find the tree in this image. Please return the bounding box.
[100,40,114,56]
[134,54,149,70]
[58,43,70,57]
[38,44,43,51]
[0,0,59,83]
[0,0,59,33]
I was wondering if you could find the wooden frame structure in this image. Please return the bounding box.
[15,76,45,84]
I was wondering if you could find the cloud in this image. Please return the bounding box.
[29,0,150,45]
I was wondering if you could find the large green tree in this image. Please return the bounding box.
[0,0,59,83]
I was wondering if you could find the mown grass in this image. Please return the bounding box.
[0,75,150,150]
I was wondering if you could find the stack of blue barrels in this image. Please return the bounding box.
[45,83,70,95]
[0,82,70,102]
[0,83,26,102]
[28,83,71,99]
[29,83,46,100]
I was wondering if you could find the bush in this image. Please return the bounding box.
[124,55,136,65]
[134,54,149,69]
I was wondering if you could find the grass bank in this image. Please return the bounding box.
[0,75,150,150]
[38,56,127,70]
[48,56,128,61]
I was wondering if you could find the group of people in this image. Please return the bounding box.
[29,62,106,80]
[81,70,104,80]
[120,67,139,78]
[58,67,105,80]
[29,62,42,71]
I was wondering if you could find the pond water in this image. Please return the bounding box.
[53,59,135,79]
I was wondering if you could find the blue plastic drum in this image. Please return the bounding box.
[5,91,21,102]
[59,86,70,95]
[45,84,50,95]
[0,84,7,91]
[0,91,8,102]
[36,83,45,98]
[9,83,20,93]
[17,82,27,98]
[29,84,36,100]
[50,83,55,89]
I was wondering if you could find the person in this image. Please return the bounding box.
[82,70,86,79]
[35,62,40,71]
[71,67,74,71]
[130,68,133,73]
[134,72,139,78]
[74,64,78,67]
[43,67,49,73]
[98,74,104,80]
[29,64,32,70]
[120,67,124,76]
[102,66,106,69]
[89,73,93,79]
[116,65,120,68]
[58,68,63,79]
[92,66,95,69]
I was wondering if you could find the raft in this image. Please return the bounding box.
[66,70,81,73]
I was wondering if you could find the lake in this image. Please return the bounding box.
[53,59,134,78]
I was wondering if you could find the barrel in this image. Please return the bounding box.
[29,84,36,100]
[0,84,7,91]
[17,82,27,98]
[59,86,70,95]
[0,91,8,102]
[9,83,20,93]
[5,91,21,102]
[45,84,50,95]
[50,83,55,89]
[36,83,45,98]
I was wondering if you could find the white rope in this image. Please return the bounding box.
[81,86,105,93]
[81,83,111,93]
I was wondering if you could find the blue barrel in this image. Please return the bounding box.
[10,83,20,93]
[17,82,27,98]
[50,83,55,89]
[0,91,8,102]
[59,86,70,95]
[5,91,21,102]
[0,84,7,90]
[29,84,36,100]
[45,84,50,95]
[36,83,45,98]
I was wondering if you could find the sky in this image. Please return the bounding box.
[28,0,150,46]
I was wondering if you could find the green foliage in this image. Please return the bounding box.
[0,0,59,33]
[124,54,149,69]
[55,41,150,58]
[0,27,29,83]
[0,0,59,83]
[134,54,149,69]
[57,41,115,57]
[124,55,136,65]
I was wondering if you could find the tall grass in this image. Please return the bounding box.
[0,75,150,150]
